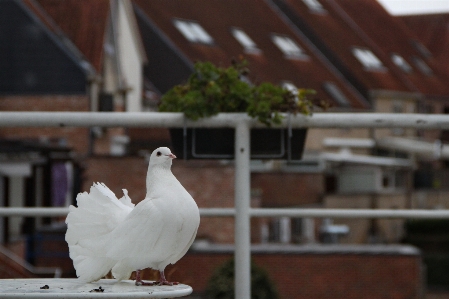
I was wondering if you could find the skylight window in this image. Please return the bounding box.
[391,53,412,73]
[411,40,432,59]
[302,0,326,13]
[173,19,213,44]
[352,48,385,71]
[231,28,261,54]
[323,82,350,107]
[412,56,433,76]
[272,35,308,60]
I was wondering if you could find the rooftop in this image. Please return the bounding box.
[133,0,370,109]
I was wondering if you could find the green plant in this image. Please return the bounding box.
[159,60,316,126]
[204,258,280,299]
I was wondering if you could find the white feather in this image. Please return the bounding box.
[65,147,200,282]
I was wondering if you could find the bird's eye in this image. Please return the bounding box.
[156,151,161,156]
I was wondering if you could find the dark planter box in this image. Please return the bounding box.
[169,128,307,160]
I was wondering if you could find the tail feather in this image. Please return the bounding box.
[111,260,134,281]
[65,183,134,282]
[70,244,115,282]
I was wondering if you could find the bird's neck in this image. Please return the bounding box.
[146,163,173,197]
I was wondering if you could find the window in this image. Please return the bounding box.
[173,19,213,44]
[272,35,308,60]
[352,47,385,71]
[412,56,433,76]
[268,217,291,243]
[391,53,412,73]
[231,28,261,54]
[411,40,432,59]
[322,82,350,107]
[98,93,114,112]
[302,0,326,13]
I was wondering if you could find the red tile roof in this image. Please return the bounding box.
[29,0,110,73]
[333,0,449,98]
[276,0,418,94]
[400,13,449,83]
[272,0,449,100]
[133,0,369,109]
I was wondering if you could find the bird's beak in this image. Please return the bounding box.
[168,153,177,159]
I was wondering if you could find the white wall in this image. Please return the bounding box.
[117,0,144,112]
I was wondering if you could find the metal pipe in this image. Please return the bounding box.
[1,112,449,129]
[234,121,251,299]
[0,207,238,217]
[0,207,70,217]
[377,137,449,159]
[249,208,449,219]
[1,207,449,219]
[199,208,236,217]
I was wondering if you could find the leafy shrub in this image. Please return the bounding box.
[204,258,280,299]
[159,60,316,126]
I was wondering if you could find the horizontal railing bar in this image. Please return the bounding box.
[1,207,449,219]
[0,207,237,217]
[199,208,236,217]
[250,208,449,219]
[0,207,235,217]
[0,207,70,217]
[1,112,449,129]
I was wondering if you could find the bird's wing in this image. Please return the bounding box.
[105,197,166,262]
[169,225,198,265]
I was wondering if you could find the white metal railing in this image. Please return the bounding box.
[1,111,449,129]
[3,207,449,219]
[2,112,449,299]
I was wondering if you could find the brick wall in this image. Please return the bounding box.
[83,156,149,202]
[0,95,89,111]
[43,245,422,299]
[252,172,324,207]
[167,247,423,299]
[0,95,90,154]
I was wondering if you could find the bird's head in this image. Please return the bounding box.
[149,147,177,167]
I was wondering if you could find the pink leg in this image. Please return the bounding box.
[135,270,154,286]
[155,270,179,286]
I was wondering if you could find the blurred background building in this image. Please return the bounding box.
[1,0,449,298]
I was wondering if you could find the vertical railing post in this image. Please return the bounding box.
[234,120,251,299]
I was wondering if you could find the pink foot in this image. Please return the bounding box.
[154,279,179,286]
[154,270,179,286]
[134,270,154,286]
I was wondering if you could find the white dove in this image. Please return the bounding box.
[65,147,200,286]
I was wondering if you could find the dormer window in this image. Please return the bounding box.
[173,19,213,44]
[272,35,308,60]
[412,56,433,76]
[323,82,350,107]
[231,28,261,54]
[391,53,412,73]
[302,0,326,13]
[352,47,385,71]
[411,40,432,59]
